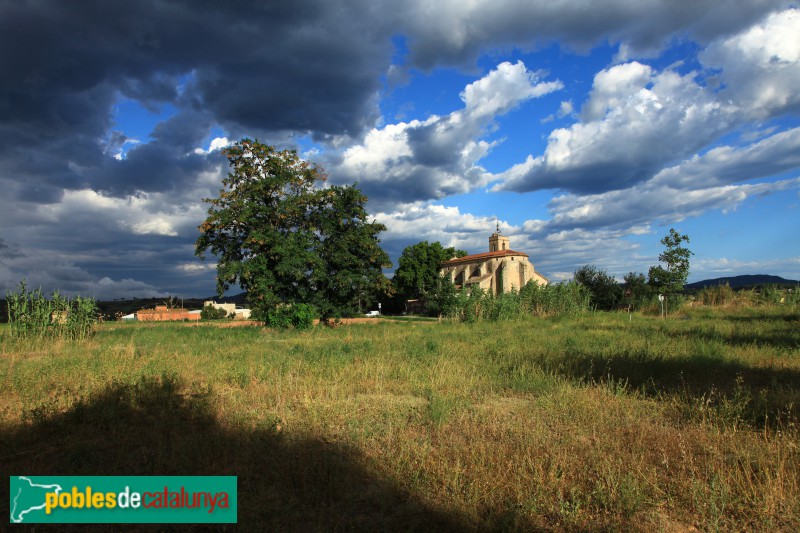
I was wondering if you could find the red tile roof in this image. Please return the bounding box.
[441,249,528,266]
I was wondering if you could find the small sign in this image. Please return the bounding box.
[658,294,664,302]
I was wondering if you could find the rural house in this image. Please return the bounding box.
[440,227,548,294]
[204,301,252,319]
[136,304,200,322]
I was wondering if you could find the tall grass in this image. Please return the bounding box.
[444,280,591,322]
[696,283,800,308]
[5,280,97,340]
[1,306,798,530]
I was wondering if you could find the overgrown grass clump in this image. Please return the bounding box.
[1,306,798,530]
[443,280,591,322]
[4,280,97,340]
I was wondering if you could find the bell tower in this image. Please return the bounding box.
[488,220,510,252]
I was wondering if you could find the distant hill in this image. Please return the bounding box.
[685,275,799,290]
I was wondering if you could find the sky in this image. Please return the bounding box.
[1,0,799,300]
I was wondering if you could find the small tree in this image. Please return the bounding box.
[648,228,693,315]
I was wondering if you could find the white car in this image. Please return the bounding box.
[365,310,380,317]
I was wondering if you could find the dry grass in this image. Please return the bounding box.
[0,307,798,531]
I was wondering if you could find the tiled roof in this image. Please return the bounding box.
[441,249,528,266]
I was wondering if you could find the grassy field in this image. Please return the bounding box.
[1,307,798,531]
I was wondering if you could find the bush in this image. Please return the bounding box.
[266,303,317,330]
[201,306,229,320]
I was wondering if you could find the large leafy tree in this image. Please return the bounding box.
[393,241,466,301]
[195,139,391,320]
[648,228,693,315]
[311,185,393,318]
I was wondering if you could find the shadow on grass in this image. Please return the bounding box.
[0,375,470,532]
[539,348,800,430]
[538,317,800,426]
[563,315,800,391]
[549,348,800,396]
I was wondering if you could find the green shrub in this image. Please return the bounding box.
[201,306,229,320]
[266,303,317,330]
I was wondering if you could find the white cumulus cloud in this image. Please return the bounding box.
[331,61,561,207]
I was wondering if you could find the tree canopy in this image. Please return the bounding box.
[195,139,391,321]
[392,241,466,301]
[573,264,621,311]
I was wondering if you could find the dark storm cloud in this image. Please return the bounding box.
[1,0,793,298]
[0,239,25,259]
[1,0,788,204]
[399,0,791,69]
[88,109,223,197]
[0,0,393,202]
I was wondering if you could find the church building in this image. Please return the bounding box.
[439,227,548,294]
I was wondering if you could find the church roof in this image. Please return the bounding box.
[441,249,528,267]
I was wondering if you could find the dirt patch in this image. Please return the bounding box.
[182,320,261,328]
[320,318,383,325]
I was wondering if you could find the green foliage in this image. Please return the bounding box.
[5,280,97,340]
[426,276,459,318]
[393,241,467,301]
[439,281,590,322]
[311,185,393,318]
[201,306,229,320]
[648,228,693,315]
[785,287,800,306]
[266,303,317,330]
[519,280,591,318]
[759,284,784,305]
[573,264,622,310]
[195,139,391,321]
[622,272,651,310]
